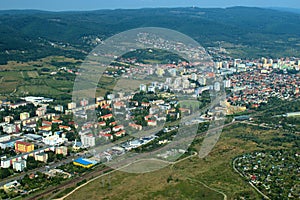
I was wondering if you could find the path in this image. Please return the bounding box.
[186,177,227,200]
[55,152,198,200]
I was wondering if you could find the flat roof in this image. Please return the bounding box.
[24,134,42,139]
[73,158,97,166]
[0,138,24,144]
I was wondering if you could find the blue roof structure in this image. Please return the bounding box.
[74,158,97,166]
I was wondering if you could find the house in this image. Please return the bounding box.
[179,108,191,114]
[68,121,78,129]
[99,133,113,140]
[39,126,52,131]
[129,123,142,131]
[112,125,124,132]
[144,115,153,121]
[109,121,117,126]
[147,120,157,126]
[52,119,63,124]
[36,107,47,116]
[114,101,126,109]
[42,121,52,127]
[59,125,71,131]
[99,128,111,134]
[82,123,93,130]
[97,121,106,127]
[100,114,113,120]
[96,99,107,107]
[115,130,126,137]
[141,102,150,107]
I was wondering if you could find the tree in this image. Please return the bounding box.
[66,132,76,141]
[0,168,12,179]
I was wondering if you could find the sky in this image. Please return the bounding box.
[0,0,300,11]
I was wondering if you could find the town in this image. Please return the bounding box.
[0,55,299,198]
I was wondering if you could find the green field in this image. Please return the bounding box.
[60,122,297,200]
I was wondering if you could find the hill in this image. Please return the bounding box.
[1,7,300,64]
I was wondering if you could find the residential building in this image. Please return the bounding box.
[80,99,89,107]
[68,102,77,110]
[148,86,155,93]
[54,105,64,112]
[140,84,147,92]
[15,141,34,153]
[0,138,24,149]
[81,134,96,147]
[99,133,113,140]
[59,125,71,131]
[43,135,65,146]
[20,112,30,120]
[112,125,124,132]
[3,116,13,123]
[100,114,113,120]
[13,160,26,172]
[0,134,11,143]
[36,107,46,117]
[115,130,126,137]
[35,153,48,163]
[39,126,52,131]
[55,146,68,156]
[129,123,143,131]
[147,120,157,126]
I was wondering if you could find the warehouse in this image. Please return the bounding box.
[73,158,97,168]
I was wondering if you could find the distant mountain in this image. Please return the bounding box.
[269,7,300,14]
[1,6,300,64]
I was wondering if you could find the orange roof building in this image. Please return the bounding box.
[15,141,34,153]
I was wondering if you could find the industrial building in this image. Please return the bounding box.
[73,158,97,168]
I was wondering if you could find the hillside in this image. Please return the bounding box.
[1,7,300,64]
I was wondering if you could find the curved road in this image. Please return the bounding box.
[232,157,270,200]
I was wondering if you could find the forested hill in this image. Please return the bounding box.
[1,6,300,64]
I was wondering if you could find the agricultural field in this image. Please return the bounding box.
[0,56,82,98]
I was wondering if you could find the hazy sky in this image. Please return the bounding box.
[1,0,300,11]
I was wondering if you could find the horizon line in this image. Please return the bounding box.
[0,6,299,13]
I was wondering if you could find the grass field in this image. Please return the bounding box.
[62,123,290,200]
